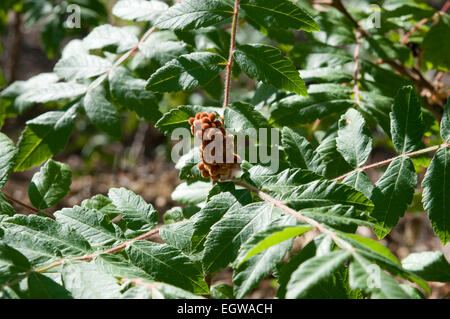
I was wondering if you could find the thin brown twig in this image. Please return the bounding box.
[308,119,321,141]
[2,192,55,219]
[223,0,240,108]
[87,26,157,93]
[331,0,370,37]
[234,180,353,251]
[353,29,362,106]
[332,0,444,120]
[36,228,161,273]
[401,1,450,45]
[7,12,22,84]
[334,144,444,182]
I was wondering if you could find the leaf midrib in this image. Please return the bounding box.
[240,2,318,30]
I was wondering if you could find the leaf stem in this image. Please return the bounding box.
[332,0,443,121]
[223,0,240,108]
[87,26,157,93]
[334,144,444,182]
[352,29,362,106]
[400,1,450,45]
[234,180,353,251]
[2,191,54,219]
[36,228,161,273]
[331,0,370,37]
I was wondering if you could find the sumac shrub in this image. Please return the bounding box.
[0,0,449,299]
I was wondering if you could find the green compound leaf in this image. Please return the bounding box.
[349,252,412,299]
[0,243,31,286]
[246,166,374,213]
[233,44,307,96]
[0,133,17,189]
[0,193,15,217]
[422,15,450,72]
[112,0,168,22]
[285,250,351,299]
[224,101,270,137]
[191,190,252,252]
[126,241,209,294]
[54,206,125,248]
[268,84,354,126]
[236,224,312,266]
[108,187,159,234]
[27,272,72,299]
[202,202,278,274]
[372,157,417,238]
[0,214,92,267]
[83,25,138,53]
[401,251,450,282]
[240,0,319,32]
[336,108,372,168]
[390,86,425,154]
[109,67,162,123]
[281,127,325,173]
[28,160,72,210]
[155,105,221,136]
[146,52,227,93]
[15,107,78,172]
[54,55,112,81]
[155,0,234,31]
[61,262,122,299]
[233,229,293,298]
[83,90,122,139]
[422,146,450,244]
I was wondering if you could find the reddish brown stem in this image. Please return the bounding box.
[353,29,362,106]
[87,26,156,93]
[331,0,370,37]
[37,228,161,273]
[401,1,450,45]
[334,144,443,182]
[233,180,352,250]
[223,0,240,108]
[7,12,22,84]
[2,191,54,219]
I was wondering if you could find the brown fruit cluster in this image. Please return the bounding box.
[189,112,240,181]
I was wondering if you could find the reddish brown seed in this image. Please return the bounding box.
[198,162,205,170]
[202,123,209,131]
[188,117,195,125]
[214,120,222,127]
[202,117,211,124]
[195,113,201,120]
[201,112,209,118]
[209,113,216,121]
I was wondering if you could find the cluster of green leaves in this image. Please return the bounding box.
[0,0,108,58]
[0,0,449,299]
